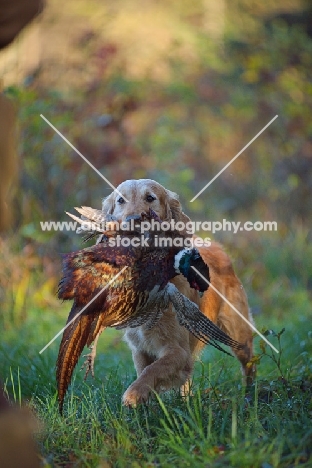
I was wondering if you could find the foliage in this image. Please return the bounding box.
[3,0,312,234]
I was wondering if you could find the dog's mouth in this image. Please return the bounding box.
[113,209,164,234]
[105,209,188,243]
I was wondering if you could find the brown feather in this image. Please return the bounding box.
[56,312,96,413]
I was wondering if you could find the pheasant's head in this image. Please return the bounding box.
[174,248,210,293]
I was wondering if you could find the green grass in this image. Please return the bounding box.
[1,303,311,467]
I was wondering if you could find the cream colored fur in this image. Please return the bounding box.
[101,179,255,406]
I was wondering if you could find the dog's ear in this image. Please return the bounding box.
[165,189,181,221]
[165,189,191,225]
[102,191,115,215]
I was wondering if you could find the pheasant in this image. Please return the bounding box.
[56,209,245,411]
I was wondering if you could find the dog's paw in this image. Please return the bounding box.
[122,383,151,408]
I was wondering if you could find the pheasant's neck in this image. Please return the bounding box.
[174,249,192,275]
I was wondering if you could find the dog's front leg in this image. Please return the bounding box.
[132,350,155,376]
[122,346,193,407]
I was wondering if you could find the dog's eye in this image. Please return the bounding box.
[146,195,156,203]
[117,197,125,204]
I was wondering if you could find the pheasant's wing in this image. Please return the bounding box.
[166,283,244,355]
[66,206,107,228]
[66,210,99,234]
[74,206,106,224]
[66,206,116,241]
[113,287,168,330]
[58,243,134,299]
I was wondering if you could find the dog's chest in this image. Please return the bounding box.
[123,307,184,358]
[124,325,165,359]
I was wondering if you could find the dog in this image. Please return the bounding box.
[101,179,255,406]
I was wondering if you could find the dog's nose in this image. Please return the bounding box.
[125,214,142,223]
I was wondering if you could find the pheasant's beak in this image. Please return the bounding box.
[118,214,142,233]
[125,214,142,223]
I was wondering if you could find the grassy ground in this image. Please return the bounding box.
[1,300,311,467]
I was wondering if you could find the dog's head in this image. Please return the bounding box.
[102,179,190,232]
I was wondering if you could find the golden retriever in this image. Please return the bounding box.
[101,179,255,406]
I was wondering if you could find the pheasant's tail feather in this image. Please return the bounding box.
[167,284,244,354]
[86,315,107,347]
[56,309,95,413]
